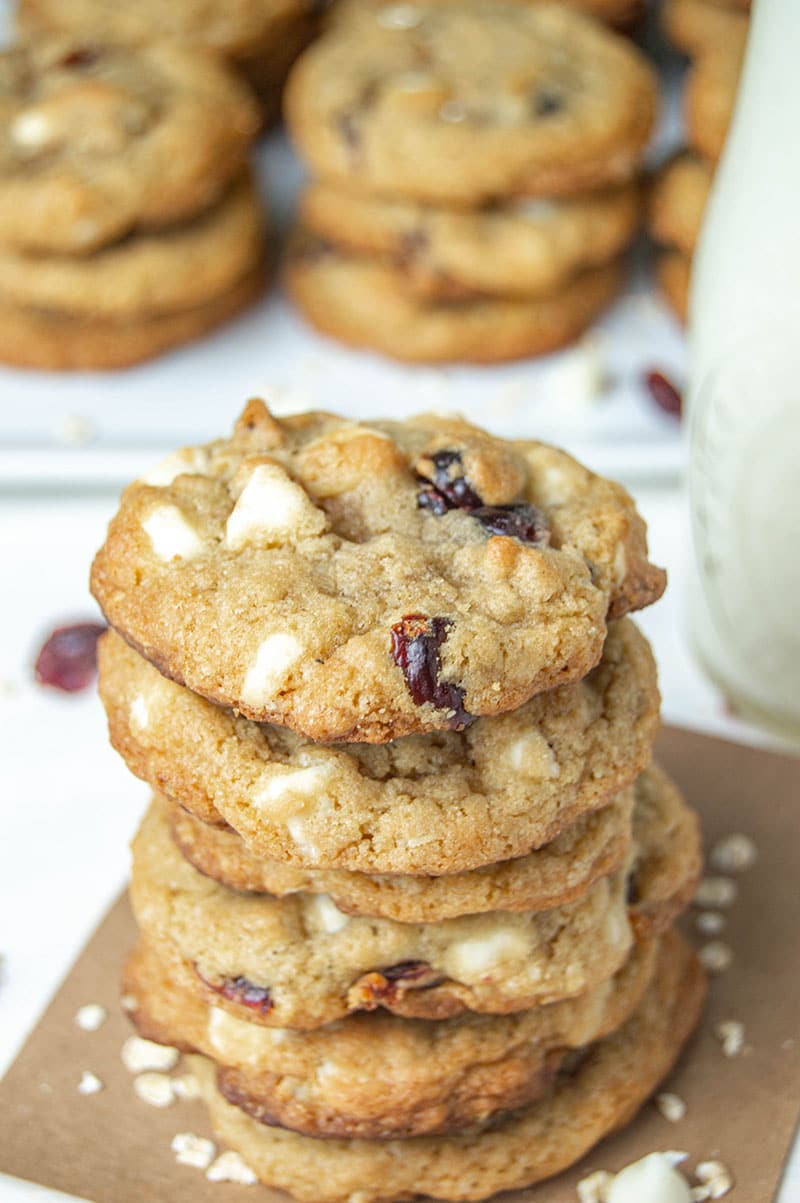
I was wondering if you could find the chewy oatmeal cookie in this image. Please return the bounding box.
[129,791,698,1029]
[187,932,705,1203]
[284,1,658,205]
[0,39,259,255]
[123,935,658,1139]
[91,401,665,743]
[98,617,659,874]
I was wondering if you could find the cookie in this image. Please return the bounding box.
[299,180,640,299]
[286,232,625,362]
[188,931,705,1203]
[657,250,690,325]
[236,11,320,128]
[647,152,711,258]
[661,0,748,56]
[131,796,636,1028]
[284,2,658,205]
[91,402,665,743]
[123,935,658,1139]
[0,263,266,371]
[684,29,746,164]
[331,0,646,34]
[129,785,697,1029]
[98,617,659,875]
[0,38,259,255]
[166,786,634,920]
[166,764,697,926]
[0,171,265,318]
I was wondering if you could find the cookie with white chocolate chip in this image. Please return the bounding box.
[129,788,697,1029]
[123,933,658,1139]
[0,38,259,255]
[184,931,706,1203]
[91,401,665,743]
[284,1,659,205]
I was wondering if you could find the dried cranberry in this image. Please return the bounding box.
[34,621,106,693]
[58,46,101,69]
[348,962,443,1010]
[214,975,273,1016]
[470,503,549,546]
[382,961,435,983]
[416,449,483,513]
[644,369,682,418]
[390,614,473,727]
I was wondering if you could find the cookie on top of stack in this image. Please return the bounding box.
[92,398,706,1200]
[283,0,659,363]
[649,0,748,322]
[17,0,321,128]
[0,39,265,370]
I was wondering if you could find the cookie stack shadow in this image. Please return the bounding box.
[282,0,660,364]
[0,38,266,370]
[648,0,749,322]
[91,399,706,1201]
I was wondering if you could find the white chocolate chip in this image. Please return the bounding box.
[133,1072,177,1108]
[206,1151,258,1184]
[694,1160,734,1199]
[130,693,149,731]
[695,911,726,936]
[120,993,138,1012]
[445,926,530,981]
[172,1072,201,1100]
[142,504,204,561]
[377,3,422,28]
[208,1006,289,1061]
[693,877,737,908]
[439,99,467,122]
[607,1153,692,1203]
[226,463,327,550]
[241,632,304,707]
[121,1035,180,1073]
[508,730,560,778]
[710,833,757,873]
[172,1132,216,1169]
[57,413,96,446]
[11,110,53,149]
[577,1170,614,1202]
[714,1019,745,1057]
[75,1003,107,1031]
[303,893,350,934]
[656,1092,687,1122]
[141,448,209,486]
[698,941,733,974]
[77,1070,103,1095]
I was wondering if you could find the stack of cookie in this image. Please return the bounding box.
[0,39,265,370]
[17,0,321,128]
[649,0,749,322]
[92,399,706,1199]
[282,0,659,363]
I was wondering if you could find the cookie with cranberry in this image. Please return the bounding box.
[123,934,657,1139]
[286,230,624,362]
[284,1,658,205]
[98,619,657,876]
[331,0,646,34]
[130,786,698,1029]
[298,180,640,300]
[0,38,258,255]
[91,401,665,743]
[187,931,705,1203]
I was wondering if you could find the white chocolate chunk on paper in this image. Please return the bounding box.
[226,463,327,550]
[142,505,204,561]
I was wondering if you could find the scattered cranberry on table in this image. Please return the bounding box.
[34,621,106,693]
[644,369,683,418]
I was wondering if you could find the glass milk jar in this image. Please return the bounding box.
[687,0,800,739]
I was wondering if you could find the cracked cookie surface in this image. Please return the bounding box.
[99,618,659,874]
[91,401,664,742]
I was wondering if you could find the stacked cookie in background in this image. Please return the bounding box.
[648,0,749,322]
[283,0,659,364]
[0,39,265,370]
[17,0,321,128]
[91,399,706,1199]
